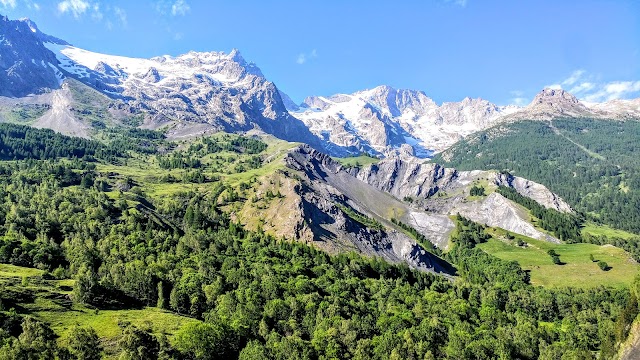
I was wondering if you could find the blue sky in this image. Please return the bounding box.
[1,0,639,105]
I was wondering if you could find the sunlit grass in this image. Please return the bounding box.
[479,229,638,288]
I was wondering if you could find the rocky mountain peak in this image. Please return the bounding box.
[301,96,332,110]
[531,88,581,107]
[0,15,64,97]
[16,16,69,45]
[501,88,593,121]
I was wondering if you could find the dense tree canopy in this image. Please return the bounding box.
[0,127,637,359]
[434,119,640,234]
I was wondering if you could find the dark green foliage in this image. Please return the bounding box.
[118,325,160,360]
[157,135,266,171]
[497,186,583,242]
[0,317,68,359]
[0,123,122,161]
[73,265,99,304]
[158,151,202,169]
[447,215,529,289]
[547,250,562,265]
[469,185,485,196]
[0,145,635,359]
[598,261,609,271]
[68,326,102,360]
[103,128,165,155]
[335,203,384,230]
[174,321,239,359]
[434,119,640,234]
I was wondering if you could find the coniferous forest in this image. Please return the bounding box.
[434,119,640,234]
[0,124,638,359]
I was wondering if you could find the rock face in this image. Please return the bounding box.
[494,172,572,212]
[587,98,640,119]
[354,155,571,213]
[292,85,519,156]
[502,88,640,122]
[33,82,90,138]
[503,88,595,121]
[42,44,325,148]
[282,145,455,275]
[0,16,333,151]
[280,145,569,253]
[0,16,66,97]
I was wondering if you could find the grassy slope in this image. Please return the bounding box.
[332,154,380,168]
[0,264,197,358]
[478,229,638,288]
[582,222,638,240]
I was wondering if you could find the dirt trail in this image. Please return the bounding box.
[548,120,605,160]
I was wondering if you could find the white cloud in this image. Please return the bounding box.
[511,97,528,106]
[296,49,318,65]
[445,0,467,7]
[57,0,90,18]
[509,91,528,106]
[583,81,640,102]
[114,6,126,26]
[561,70,585,87]
[171,0,190,16]
[509,90,529,106]
[91,3,102,21]
[568,82,595,94]
[0,0,16,8]
[173,32,183,40]
[155,0,190,16]
[548,70,640,102]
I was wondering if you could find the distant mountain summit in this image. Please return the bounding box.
[291,85,640,156]
[291,85,518,156]
[502,88,640,121]
[0,15,325,149]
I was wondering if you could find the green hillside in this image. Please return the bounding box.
[433,118,640,234]
[0,124,638,359]
[478,231,638,288]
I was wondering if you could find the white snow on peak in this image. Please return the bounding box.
[43,43,248,85]
[292,86,520,156]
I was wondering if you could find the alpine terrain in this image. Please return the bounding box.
[0,13,640,360]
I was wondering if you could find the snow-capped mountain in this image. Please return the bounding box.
[1,15,639,158]
[0,15,325,149]
[291,85,640,156]
[291,85,519,156]
[45,43,324,145]
[588,98,640,119]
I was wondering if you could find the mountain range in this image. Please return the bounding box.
[3,13,640,261]
[2,15,639,158]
